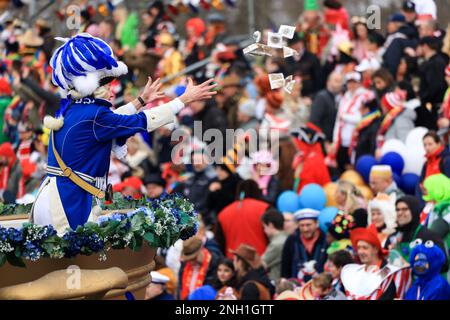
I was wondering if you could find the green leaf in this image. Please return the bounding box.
[143,232,155,244]
[41,243,55,254]
[0,253,6,267]
[131,215,143,232]
[7,254,26,268]
[14,246,22,258]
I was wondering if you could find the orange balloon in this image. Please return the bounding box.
[358,185,374,201]
[323,182,338,207]
[340,170,365,187]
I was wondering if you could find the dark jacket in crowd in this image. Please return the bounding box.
[262,176,281,206]
[281,229,328,281]
[419,52,449,106]
[416,52,449,129]
[382,25,418,76]
[182,166,217,215]
[193,101,228,139]
[285,50,322,97]
[384,196,449,273]
[355,116,381,161]
[205,173,242,226]
[236,266,275,300]
[309,89,338,143]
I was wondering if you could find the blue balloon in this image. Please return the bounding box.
[380,152,405,176]
[299,183,327,211]
[401,173,420,195]
[319,207,339,233]
[355,155,378,183]
[393,172,402,189]
[277,191,301,213]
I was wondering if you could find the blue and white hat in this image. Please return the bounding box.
[294,208,320,221]
[50,33,128,98]
[44,33,128,131]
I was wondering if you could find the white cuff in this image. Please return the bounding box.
[143,106,175,132]
[168,98,185,114]
[113,102,137,115]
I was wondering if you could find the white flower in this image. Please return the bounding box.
[0,241,14,253]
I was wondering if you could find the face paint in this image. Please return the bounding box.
[413,253,430,275]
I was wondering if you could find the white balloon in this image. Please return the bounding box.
[403,146,426,175]
[380,139,408,159]
[405,127,428,151]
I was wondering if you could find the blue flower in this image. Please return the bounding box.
[97,216,110,225]
[23,240,43,261]
[111,213,125,222]
[7,228,23,242]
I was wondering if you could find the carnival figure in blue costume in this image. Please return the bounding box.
[31,33,216,234]
[404,239,450,300]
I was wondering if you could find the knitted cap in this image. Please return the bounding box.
[381,91,406,111]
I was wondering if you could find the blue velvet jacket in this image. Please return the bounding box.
[47,97,149,229]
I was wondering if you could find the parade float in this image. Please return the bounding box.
[0,30,215,300]
[0,194,198,300]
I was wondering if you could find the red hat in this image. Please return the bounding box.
[446,64,450,78]
[185,18,206,38]
[381,90,406,111]
[113,176,143,193]
[350,225,388,258]
[0,78,11,96]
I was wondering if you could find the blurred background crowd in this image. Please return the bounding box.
[0,0,449,300]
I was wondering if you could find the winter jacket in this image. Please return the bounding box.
[382,25,418,76]
[215,198,269,258]
[384,108,417,143]
[236,267,275,300]
[420,147,450,183]
[262,231,288,282]
[309,89,338,143]
[182,166,217,214]
[281,229,328,281]
[355,116,381,161]
[285,50,322,97]
[419,52,449,106]
[205,173,242,226]
[193,102,228,139]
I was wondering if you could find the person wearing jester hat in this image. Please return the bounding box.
[31,33,216,234]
